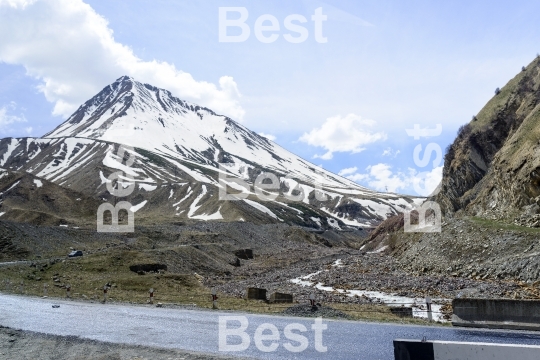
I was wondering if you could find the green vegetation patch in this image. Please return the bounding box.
[470,216,540,234]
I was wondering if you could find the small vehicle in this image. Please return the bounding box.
[68,250,83,258]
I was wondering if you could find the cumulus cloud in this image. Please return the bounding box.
[343,163,443,195]
[364,164,408,193]
[0,0,245,120]
[258,132,276,141]
[0,102,26,133]
[299,114,386,160]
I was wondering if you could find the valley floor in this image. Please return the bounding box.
[0,218,537,326]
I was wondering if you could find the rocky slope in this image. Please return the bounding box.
[436,57,540,220]
[358,57,540,290]
[364,214,540,285]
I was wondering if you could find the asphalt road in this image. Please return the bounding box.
[1,294,540,359]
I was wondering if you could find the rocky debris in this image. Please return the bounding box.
[207,246,528,313]
[364,213,540,289]
[514,213,540,228]
[282,304,350,319]
[193,273,204,283]
[229,258,241,267]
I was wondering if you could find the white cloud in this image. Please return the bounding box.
[382,147,400,158]
[0,102,26,133]
[364,163,408,193]
[410,166,443,196]
[0,0,245,120]
[344,163,443,195]
[299,114,386,160]
[24,126,32,135]
[258,132,276,141]
[338,166,358,176]
[0,0,37,9]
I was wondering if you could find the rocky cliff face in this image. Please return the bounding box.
[357,57,540,286]
[435,57,540,221]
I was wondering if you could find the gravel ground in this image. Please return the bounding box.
[282,304,350,319]
[206,250,529,307]
[0,326,238,360]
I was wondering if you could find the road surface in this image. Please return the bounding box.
[1,293,540,359]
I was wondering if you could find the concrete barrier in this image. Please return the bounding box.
[452,298,540,331]
[394,339,540,360]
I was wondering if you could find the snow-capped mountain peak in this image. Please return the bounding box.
[0,76,421,228]
[44,76,372,191]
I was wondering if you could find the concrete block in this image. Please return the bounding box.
[246,287,266,300]
[269,292,293,303]
[390,306,413,318]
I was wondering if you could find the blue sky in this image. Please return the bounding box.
[0,0,538,196]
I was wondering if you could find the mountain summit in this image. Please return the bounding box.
[45,76,365,190]
[0,77,419,227]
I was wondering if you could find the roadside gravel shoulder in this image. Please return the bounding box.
[0,326,238,360]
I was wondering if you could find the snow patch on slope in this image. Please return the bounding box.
[139,183,157,191]
[188,185,208,218]
[130,200,147,212]
[243,199,278,219]
[0,139,18,166]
